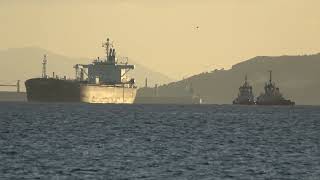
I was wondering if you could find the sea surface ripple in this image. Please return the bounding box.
[0,102,319,179]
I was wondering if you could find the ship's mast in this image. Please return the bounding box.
[102,38,112,61]
[17,80,20,93]
[42,54,47,78]
[145,77,148,88]
[269,70,272,84]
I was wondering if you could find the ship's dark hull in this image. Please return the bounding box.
[232,100,255,105]
[25,78,80,102]
[134,96,201,104]
[25,78,137,103]
[256,100,295,106]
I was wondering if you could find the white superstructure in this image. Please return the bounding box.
[74,38,135,87]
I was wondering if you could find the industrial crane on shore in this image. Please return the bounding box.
[0,80,20,92]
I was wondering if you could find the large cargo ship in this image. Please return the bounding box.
[25,38,137,103]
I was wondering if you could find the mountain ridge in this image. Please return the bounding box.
[0,47,174,91]
[153,53,320,105]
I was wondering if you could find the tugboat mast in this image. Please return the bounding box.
[269,70,272,84]
[42,54,47,78]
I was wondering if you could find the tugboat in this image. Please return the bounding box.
[256,71,295,105]
[233,75,255,105]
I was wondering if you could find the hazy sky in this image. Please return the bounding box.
[1,0,319,79]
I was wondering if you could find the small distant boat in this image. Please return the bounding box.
[233,75,255,105]
[256,71,295,106]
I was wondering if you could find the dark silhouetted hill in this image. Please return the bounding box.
[151,54,320,105]
[0,47,173,91]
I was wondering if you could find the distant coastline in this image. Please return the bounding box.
[2,52,320,105]
[142,53,320,105]
[0,92,26,102]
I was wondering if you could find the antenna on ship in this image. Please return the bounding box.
[42,54,47,78]
[102,38,113,61]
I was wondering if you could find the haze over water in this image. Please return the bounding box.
[1,102,319,179]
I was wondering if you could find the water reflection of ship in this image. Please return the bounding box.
[256,71,295,105]
[233,75,255,105]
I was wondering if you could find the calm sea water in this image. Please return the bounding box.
[0,102,319,179]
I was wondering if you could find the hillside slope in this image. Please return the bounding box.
[153,54,320,105]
